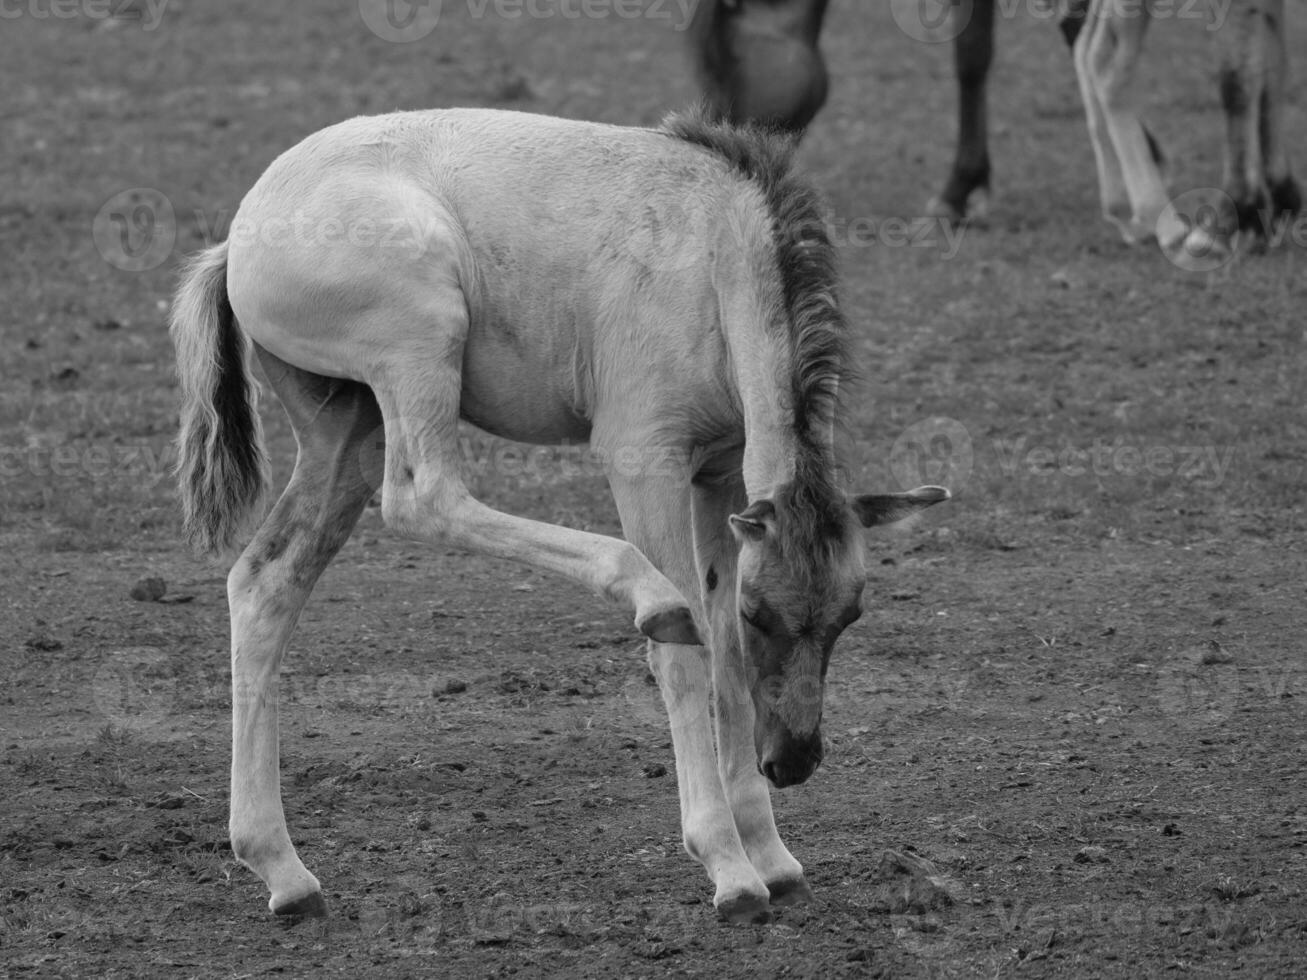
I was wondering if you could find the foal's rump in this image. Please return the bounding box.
[223,109,749,444]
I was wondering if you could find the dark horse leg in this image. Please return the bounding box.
[928,0,1098,221]
[926,0,996,221]
[687,0,1114,224]
[688,0,1005,219]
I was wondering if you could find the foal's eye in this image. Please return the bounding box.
[740,609,770,635]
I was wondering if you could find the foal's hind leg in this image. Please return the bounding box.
[227,349,382,916]
[692,478,810,905]
[601,457,772,923]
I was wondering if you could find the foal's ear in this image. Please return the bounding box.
[851,486,951,528]
[729,499,776,543]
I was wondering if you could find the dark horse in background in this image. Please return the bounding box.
[691,0,1298,265]
[689,0,1089,221]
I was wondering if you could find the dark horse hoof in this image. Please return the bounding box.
[273,891,328,918]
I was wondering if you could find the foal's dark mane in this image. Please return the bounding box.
[661,107,853,555]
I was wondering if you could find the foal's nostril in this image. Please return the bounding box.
[760,737,824,789]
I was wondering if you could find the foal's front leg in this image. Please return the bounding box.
[692,481,810,904]
[366,297,698,646]
[604,465,772,923]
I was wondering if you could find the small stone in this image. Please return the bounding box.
[441,679,468,695]
[1049,267,1079,289]
[871,850,961,913]
[1074,845,1109,864]
[642,763,668,778]
[130,576,167,602]
[1200,640,1234,665]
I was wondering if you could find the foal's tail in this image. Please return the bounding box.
[171,241,269,555]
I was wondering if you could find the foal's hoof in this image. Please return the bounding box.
[767,875,815,907]
[715,891,772,925]
[272,891,327,918]
[637,606,702,646]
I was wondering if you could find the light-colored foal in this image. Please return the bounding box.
[172,107,947,924]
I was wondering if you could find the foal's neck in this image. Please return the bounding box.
[729,321,833,503]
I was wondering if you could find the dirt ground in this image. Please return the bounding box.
[3,2,1306,977]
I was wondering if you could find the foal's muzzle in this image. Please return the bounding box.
[759,730,824,789]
